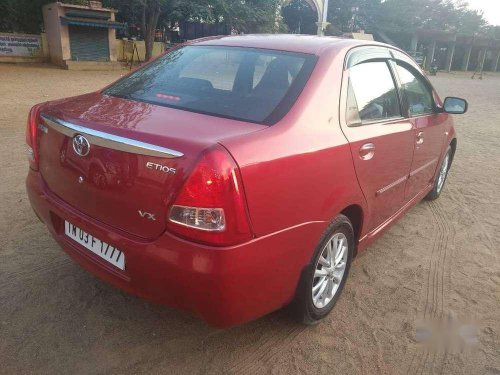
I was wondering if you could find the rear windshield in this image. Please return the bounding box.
[104,45,317,124]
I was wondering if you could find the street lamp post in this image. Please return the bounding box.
[316,0,330,36]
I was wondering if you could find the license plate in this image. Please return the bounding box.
[64,221,125,270]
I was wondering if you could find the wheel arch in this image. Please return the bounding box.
[449,138,457,164]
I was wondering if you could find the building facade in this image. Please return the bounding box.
[42,1,126,68]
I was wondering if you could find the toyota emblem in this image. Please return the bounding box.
[72,134,90,157]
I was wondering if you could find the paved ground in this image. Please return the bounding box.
[0,64,499,374]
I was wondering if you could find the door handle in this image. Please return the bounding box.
[359,143,375,160]
[416,131,424,145]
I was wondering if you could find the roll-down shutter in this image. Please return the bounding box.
[69,26,109,61]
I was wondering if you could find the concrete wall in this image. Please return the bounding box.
[0,32,49,63]
[0,33,163,66]
[42,3,66,66]
[108,11,117,62]
[41,33,50,59]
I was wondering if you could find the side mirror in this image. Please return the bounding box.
[442,97,468,115]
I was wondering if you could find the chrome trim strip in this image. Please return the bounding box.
[376,175,408,196]
[41,114,183,158]
[376,157,439,196]
[409,158,438,177]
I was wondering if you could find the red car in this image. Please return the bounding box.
[26,35,467,327]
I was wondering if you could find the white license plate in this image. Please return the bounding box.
[64,221,125,270]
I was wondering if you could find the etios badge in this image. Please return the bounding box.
[73,134,90,157]
[146,161,176,174]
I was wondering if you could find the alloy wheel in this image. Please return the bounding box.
[437,152,450,193]
[312,233,348,309]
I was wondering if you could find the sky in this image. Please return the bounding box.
[465,0,500,26]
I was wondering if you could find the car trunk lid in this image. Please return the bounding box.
[38,93,266,239]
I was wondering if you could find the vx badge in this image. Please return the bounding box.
[138,210,156,221]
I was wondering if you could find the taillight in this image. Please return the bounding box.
[167,146,253,246]
[26,104,42,170]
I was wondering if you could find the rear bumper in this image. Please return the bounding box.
[26,169,326,327]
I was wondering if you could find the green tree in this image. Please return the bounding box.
[0,0,495,46]
[0,0,49,33]
[111,0,286,58]
[321,0,491,38]
[167,0,283,33]
[139,0,165,61]
[0,0,93,34]
[484,25,500,39]
[282,0,317,34]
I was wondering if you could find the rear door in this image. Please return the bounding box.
[392,62,447,199]
[340,56,415,232]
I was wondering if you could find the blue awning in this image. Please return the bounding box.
[60,17,127,30]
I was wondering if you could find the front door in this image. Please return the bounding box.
[393,62,447,199]
[341,60,415,232]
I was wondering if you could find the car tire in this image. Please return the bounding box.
[425,145,452,201]
[293,214,354,325]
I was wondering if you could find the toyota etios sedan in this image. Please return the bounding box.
[26,35,467,327]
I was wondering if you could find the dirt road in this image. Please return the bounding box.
[0,64,499,374]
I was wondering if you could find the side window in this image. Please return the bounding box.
[395,63,434,116]
[347,61,401,125]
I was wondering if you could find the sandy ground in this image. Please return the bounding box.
[0,64,499,374]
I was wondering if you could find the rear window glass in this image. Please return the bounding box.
[105,46,317,124]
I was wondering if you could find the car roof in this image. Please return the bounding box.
[191,34,389,56]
